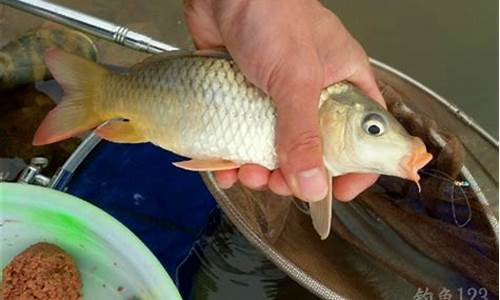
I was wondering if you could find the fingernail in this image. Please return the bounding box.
[217,182,233,189]
[216,179,234,190]
[295,168,328,201]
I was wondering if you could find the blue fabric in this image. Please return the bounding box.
[65,141,219,294]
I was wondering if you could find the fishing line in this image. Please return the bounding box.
[419,168,472,228]
[292,198,310,215]
[291,169,473,228]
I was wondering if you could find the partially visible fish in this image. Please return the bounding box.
[33,48,433,239]
[0,25,97,90]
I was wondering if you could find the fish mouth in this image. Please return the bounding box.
[401,138,433,190]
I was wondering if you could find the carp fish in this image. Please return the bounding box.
[34,48,433,239]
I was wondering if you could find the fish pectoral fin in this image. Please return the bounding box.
[172,159,240,171]
[309,174,333,240]
[95,120,148,144]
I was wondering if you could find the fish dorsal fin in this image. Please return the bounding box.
[131,48,231,70]
[192,48,231,59]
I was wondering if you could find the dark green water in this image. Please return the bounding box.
[323,0,498,137]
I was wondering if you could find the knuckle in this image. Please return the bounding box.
[183,0,194,11]
[265,51,323,99]
[263,56,288,94]
[183,0,204,16]
[290,66,323,88]
[279,130,322,162]
[352,46,371,70]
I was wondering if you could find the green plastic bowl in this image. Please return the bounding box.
[0,182,181,300]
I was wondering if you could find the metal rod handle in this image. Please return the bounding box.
[0,0,179,53]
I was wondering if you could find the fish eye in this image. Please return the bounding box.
[362,113,386,136]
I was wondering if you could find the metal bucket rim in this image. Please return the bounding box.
[370,58,498,147]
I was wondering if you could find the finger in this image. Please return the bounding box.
[270,58,329,202]
[184,0,223,49]
[214,169,238,189]
[237,164,270,191]
[332,173,379,201]
[268,169,292,196]
[348,66,386,108]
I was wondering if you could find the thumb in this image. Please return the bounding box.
[348,64,386,108]
[269,61,329,202]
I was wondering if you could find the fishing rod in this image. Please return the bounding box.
[0,0,179,53]
[0,0,180,187]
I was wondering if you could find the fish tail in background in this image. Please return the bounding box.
[33,48,108,145]
[0,26,97,90]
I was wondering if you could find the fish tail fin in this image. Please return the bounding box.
[33,48,108,145]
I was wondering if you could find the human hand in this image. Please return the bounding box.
[184,0,385,202]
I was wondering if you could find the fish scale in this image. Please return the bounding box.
[117,56,280,169]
